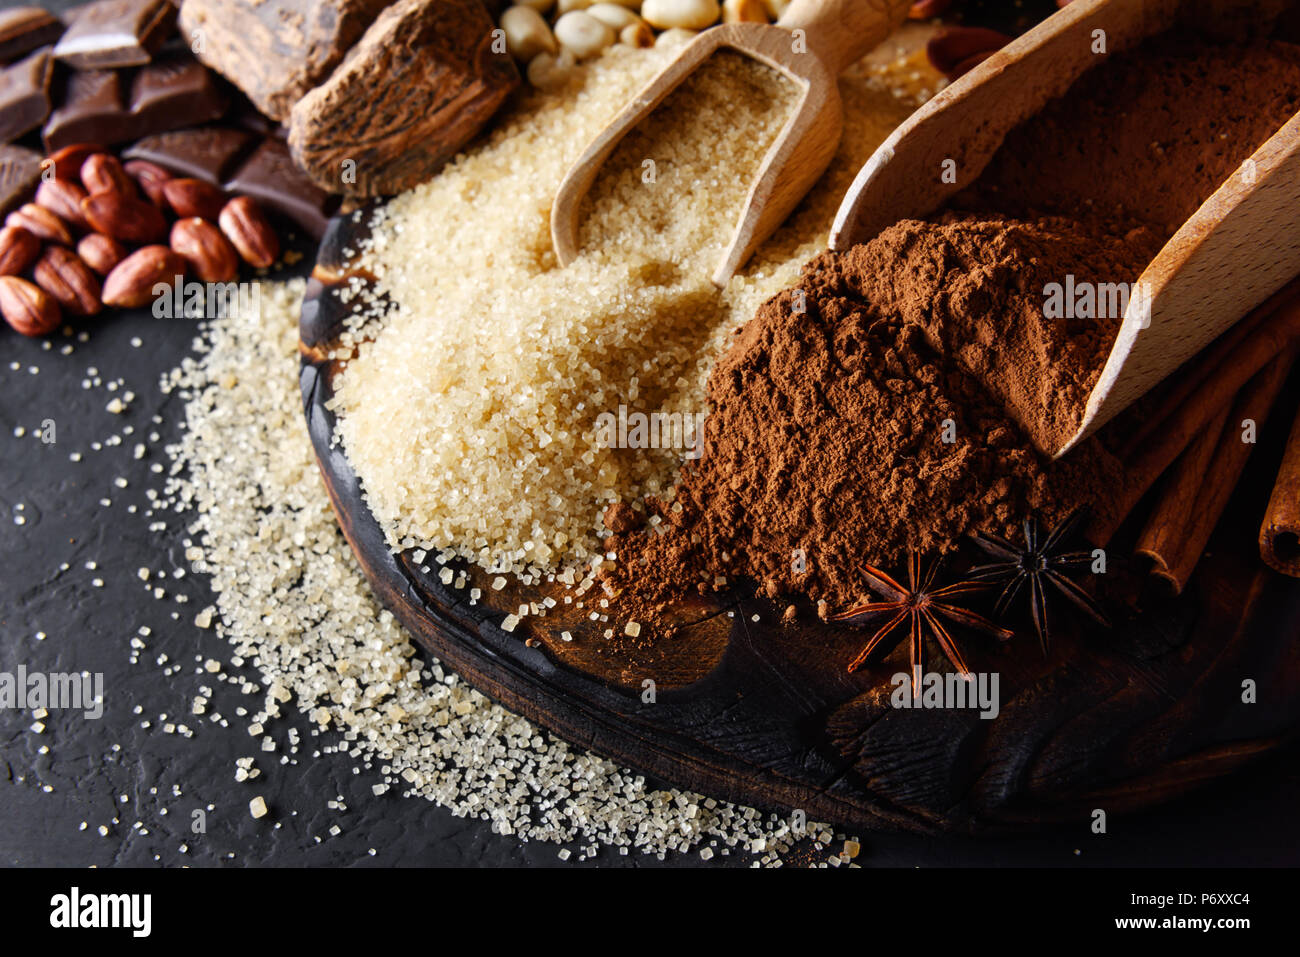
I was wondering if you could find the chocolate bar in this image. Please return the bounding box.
[0,7,64,63]
[43,49,228,151]
[0,48,54,144]
[43,69,123,149]
[123,127,257,182]
[180,0,393,122]
[224,138,339,239]
[127,50,228,135]
[124,127,338,238]
[0,144,43,216]
[54,0,177,70]
[289,0,518,197]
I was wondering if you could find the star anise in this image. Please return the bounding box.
[968,506,1110,654]
[828,552,1013,689]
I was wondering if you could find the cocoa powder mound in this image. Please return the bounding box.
[839,213,1159,453]
[611,219,1128,612]
[607,31,1300,617]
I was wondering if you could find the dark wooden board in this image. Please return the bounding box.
[299,209,1300,834]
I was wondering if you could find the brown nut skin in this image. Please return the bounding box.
[76,233,128,276]
[81,192,168,245]
[35,179,90,231]
[218,197,279,269]
[0,225,41,277]
[170,217,239,283]
[81,153,136,197]
[0,275,61,336]
[926,26,1011,81]
[162,178,227,221]
[33,245,102,317]
[101,245,187,309]
[123,159,173,209]
[6,203,72,245]
[44,143,99,183]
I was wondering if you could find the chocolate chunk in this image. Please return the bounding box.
[43,69,127,151]
[0,7,64,63]
[43,50,230,151]
[288,0,519,197]
[224,138,339,239]
[0,145,43,217]
[54,0,176,70]
[122,127,257,183]
[0,47,54,144]
[128,49,228,131]
[180,0,393,123]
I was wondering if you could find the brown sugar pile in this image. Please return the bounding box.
[608,219,1129,612]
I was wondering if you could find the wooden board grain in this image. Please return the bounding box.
[300,209,1300,834]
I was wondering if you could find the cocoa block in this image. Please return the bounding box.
[179,0,393,123]
[288,0,519,197]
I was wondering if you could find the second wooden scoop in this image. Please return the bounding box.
[550,0,911,287]
[829,0,1300,458]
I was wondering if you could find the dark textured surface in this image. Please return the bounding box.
[2,0,1300,869]
[4,276,1299,867]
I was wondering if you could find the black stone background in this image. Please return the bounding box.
[2,0,1298,869]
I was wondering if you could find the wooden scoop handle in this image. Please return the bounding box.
[777,0,911,75]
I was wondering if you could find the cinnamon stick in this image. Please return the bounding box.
[1133,405,1231,589]
[1136,350,1297,593]
[1089,288,1300,544]
[1260,404,1300,577]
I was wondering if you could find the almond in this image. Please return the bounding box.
[35,178,90,230]
[76,233,127,276]
[0,275,61,336]
[0,225,41,277]
[123,159,173,208]
[33,245,102,317]
[44,143,99,183]
[81,153,136,197]
[81,192,168,244]
[162,178,227,221]
[170,217,239,283]
[6,203,72,245]
[218,197,279,269]
[101,245,187,309]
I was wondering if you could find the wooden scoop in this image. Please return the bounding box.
[829,0,1300,457]
[550,0,911,287]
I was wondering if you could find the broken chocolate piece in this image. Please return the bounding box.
[127,49,228,132]
[288,0,519,197]
[43,69,127,151]
[224,138,339,239]
[180,0,393,123]
[54,0,176,70]
[0,8,64,63]
[43,50,230,151]
[122,127,258,183]
[0,144,43,217]
[0,47,54,144]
